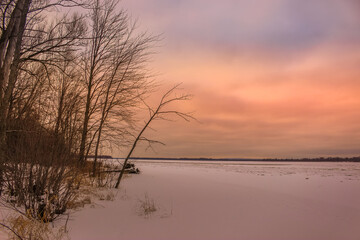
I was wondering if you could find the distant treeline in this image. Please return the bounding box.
[122,156,360,162]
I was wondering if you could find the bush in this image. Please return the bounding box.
[2,115,81,222]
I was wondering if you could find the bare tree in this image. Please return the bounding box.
[2,51,84,222]
[0,0,86,229]
[115,84,193,188]
[0,0,84,194]
[78,0,155,171]
[0,0,32,191]
[0,0,84,148]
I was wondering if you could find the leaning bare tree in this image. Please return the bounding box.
[115,84,193,188]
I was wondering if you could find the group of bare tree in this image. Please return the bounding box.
[0,0,191,233]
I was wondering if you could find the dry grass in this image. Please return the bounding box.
[5,215,68,240]
[137,193,157,218]
[66,196,92,210]
[98,191,115,201]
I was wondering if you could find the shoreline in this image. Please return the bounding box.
[112,156,360,163]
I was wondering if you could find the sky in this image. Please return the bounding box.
[118,0,360,159]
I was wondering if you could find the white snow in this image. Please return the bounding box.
[67,160,360,240]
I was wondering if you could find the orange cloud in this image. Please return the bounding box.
[130,43,360,158]
[119,0,360,158]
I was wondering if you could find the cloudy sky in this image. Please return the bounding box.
[120,0,360,158]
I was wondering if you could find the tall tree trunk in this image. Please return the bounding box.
[0,0,31,194]
[78,86,91,165]
[78,70,94,165]
[92,121,103,176]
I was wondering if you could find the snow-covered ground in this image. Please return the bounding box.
[68,160,360,240]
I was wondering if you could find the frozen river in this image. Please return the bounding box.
[67,160,360,240]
